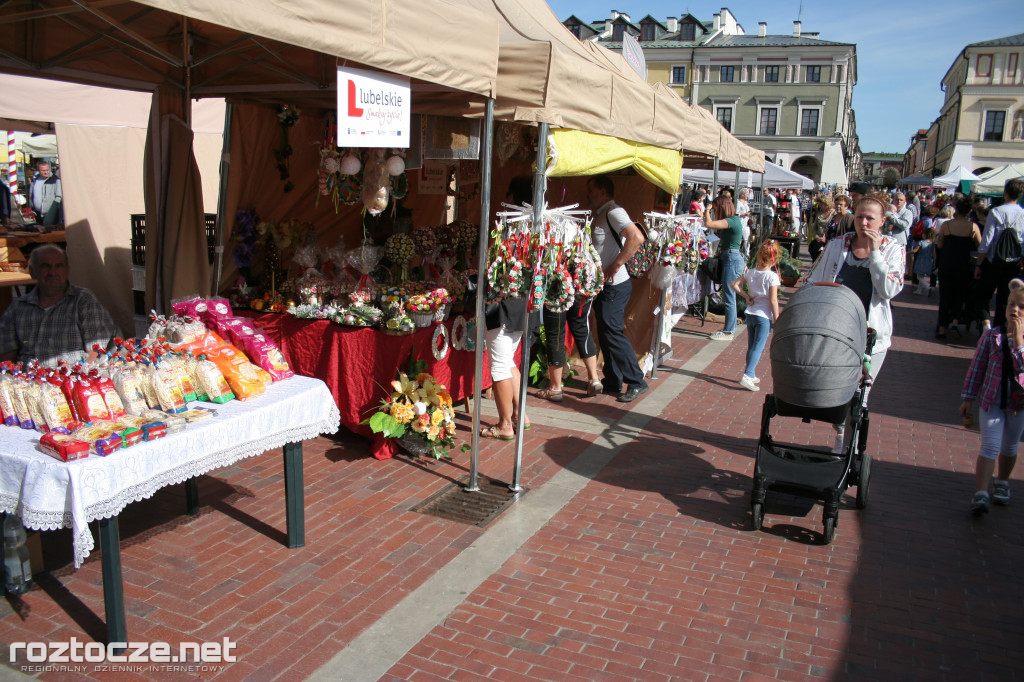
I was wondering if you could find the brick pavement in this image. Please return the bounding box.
[2,283,1022,681]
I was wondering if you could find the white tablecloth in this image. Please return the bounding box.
[0,376,340,568]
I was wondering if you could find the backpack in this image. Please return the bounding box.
[994,224,1023,264]
[609,222,655,279]
[911,220,925,240]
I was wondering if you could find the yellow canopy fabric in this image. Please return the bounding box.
[546,128,683,194]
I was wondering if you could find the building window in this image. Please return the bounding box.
[764,66,780,82]
[977,54,993,78]
[567,23,581,39]
[720,66,735,83]
[806,65,821,82]
[641,22,656,42]
[984,110,1006,141]
[759,108,778,135]
[612,24,625,41]
[800,109,820,136]
[1009,53,1019,78]
[680,23,695,41]
[716,107,733,132]
[671,66,687,84]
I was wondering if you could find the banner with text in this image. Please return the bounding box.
[337,66,410,148]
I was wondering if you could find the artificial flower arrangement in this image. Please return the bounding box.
[427,287,453,308]
[365,370,457,459]
[405,293,437,313]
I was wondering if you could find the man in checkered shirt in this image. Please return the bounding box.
[0,244,117,367]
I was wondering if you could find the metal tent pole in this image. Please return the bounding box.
[711,156,720,198]
[467,99,495,493]
[211,102,234,295]
[510,121,549,493]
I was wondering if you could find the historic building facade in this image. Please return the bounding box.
[919,33,1024,177]
[562,8,859,185]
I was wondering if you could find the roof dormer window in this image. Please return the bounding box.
[680,22,695,41]
[641,22,656,42]
[612,24,625,41]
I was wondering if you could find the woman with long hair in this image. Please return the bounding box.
[704,195,746,340]
[935,196,982,339]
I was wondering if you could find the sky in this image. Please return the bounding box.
[545,0,1024,153]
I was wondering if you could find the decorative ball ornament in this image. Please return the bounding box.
[385,155,406,176]
[340,154,362,175]
[322,155,341,174]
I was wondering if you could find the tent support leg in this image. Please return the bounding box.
[467,98,495,494]
[211,102,234,296]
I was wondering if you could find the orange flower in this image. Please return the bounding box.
[389,401,415,424]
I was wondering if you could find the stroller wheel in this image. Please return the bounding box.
[822,516,837,544]
[751,502,764,531]
[856,453,872,510]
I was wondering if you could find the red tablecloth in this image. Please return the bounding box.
[240,312,490,459]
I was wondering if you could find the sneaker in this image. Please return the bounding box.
[831,432,845,454]
[709,331,733,341]
[739,375,760,392]
[971,491,990,515]
[993,480,1011,506]
[751,376,761,384]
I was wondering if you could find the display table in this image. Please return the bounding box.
[241,312,490,459]
[0,376,339,644]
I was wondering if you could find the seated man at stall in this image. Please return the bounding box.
[0,244,118,366]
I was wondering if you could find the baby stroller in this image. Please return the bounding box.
[750,283,875,544]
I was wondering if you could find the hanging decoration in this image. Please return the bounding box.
[274,105,300,192]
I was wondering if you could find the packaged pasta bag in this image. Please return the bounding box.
[36,377,77,434]
[148,362,187,413]
[10,373,37,430]
[70,423,123,456]
[142,409,186,434]
[116,415,167,441]
[175,330,227,356]
[239,334,293,381]
[110,363,149,415]
[194,356,235,404]
[163,354,198,402]
[171,295,204,318]
[205,346,265,401]
[71,373,113,423]
[198,297,233,329]
[0,370,20,426]
[91,371,127,420]
[39,432,91,461]
[25,379,49,433]
[90,419,143,448]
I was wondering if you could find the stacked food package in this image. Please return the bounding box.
[3,297,293,462]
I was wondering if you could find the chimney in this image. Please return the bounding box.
[667,17,678,32]
[793,20,801,38]
[758,22,766,37]
[713,13,721,31]
[610,10,620,20]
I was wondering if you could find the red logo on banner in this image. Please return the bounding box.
[347,80,364,118]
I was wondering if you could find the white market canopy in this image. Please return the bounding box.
[681,162,814,190]
[932,165,981,189]
[973,163,1024,195]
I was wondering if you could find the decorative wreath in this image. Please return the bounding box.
[486,251,525,302]
[451,315,468,351]
[464,317,477,351]
[432,322,450,360]
[544,265,576,313]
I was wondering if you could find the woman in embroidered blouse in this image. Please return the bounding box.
[960,278,1024,515]
[806,192,905,452]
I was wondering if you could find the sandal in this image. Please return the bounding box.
[537,387,564,403]
[586,380,604,397]
[480,425,514,441]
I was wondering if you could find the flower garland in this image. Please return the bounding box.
[432,323,450,360]
[544,264,576,313]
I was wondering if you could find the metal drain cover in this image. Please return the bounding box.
[410,475,525,527]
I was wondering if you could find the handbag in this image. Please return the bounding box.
[610,222,656,279]
[700,255,723,285]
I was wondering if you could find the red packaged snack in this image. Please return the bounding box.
[39,432,91,462]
